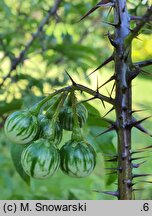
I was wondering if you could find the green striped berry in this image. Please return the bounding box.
[38,114,62,145]
[59,103,88,131]
[60,140,96,177]
[4,110,39,144]
[21,139,60,179]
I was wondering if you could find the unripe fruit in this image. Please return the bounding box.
[21,139,60,179]
[59,103,88,131]
[38,114,63,145]
[4,110,39,144]
[60,140,96,177]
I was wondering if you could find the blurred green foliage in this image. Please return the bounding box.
[0,0,152,200]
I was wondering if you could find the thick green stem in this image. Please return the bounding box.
[70,91,83,141]
[114,0,132,200]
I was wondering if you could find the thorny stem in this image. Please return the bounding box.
[32,83,114,115]
[114,0,132,199]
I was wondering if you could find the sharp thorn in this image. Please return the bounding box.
[96,126,114,137]
[97,1,115,7]
[129,116,152,128]
[106,171,117,175]
[105,87,111,98]
[132,161,147,168]
[131,109,147,114]
[100,98,106,109]
[106,6,113,18]
[133,174,152,178]
[78,1,114,22]
[139,181,152,184]
[88,55,114,76]
[138,145,152,150]
[131,150,145,155]
[131,156,147,161]
[135,123,152,137]
[80,97,96,104]
[78,6,99,22]
[93,190,119,197]
[102,20,118,27]
[107,32,117,47]
[65,70,77,85]
[110,82,115,98]
[98,75,115,90]
[105,157,117,162]
[102,106,115,118]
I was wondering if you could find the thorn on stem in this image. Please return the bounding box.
[107,32,118,47]
[93,190,119,197]
[96,125,115,137]
[132,174,152,178]
[65,70,77,86]
[88,55,114,76]
[102,106,114,118]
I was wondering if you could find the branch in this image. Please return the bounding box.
[75,84,114,104]
[0,0,62,87]
[37,84,114,111]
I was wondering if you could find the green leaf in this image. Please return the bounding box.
[84,102,108,127]
[10,143,30,185]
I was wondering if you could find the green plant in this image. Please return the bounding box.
[1,0,152,200]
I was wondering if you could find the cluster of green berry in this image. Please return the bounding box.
[4,91,96,179]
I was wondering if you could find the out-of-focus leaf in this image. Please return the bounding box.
[84,102,108,127]
[0,99,22,114]
[84,102,117,185]
[87,125,117,185]
[10,143,30,185]
[0,0,12,17]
